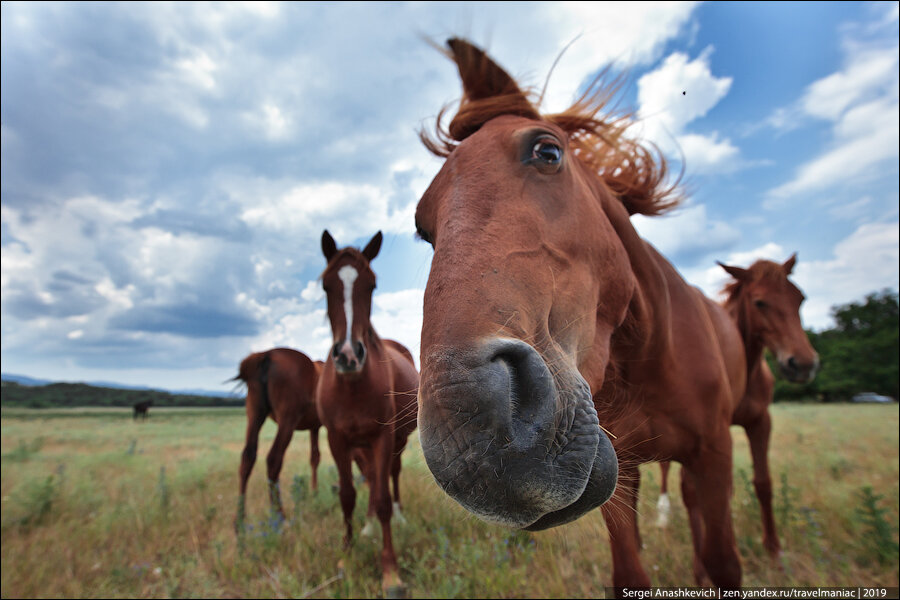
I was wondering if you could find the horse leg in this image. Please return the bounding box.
[353,450,377,537]
[265,421,295,521]
[656,461,672,527]
[686,441,742,588]
[390,437,408,524]
[372,432,404,596]
[329,437,357,548]
[236,404,268,533]
[601,464,651,588]
[680,465,709,585]
[309,426,321,494]
[745,410,780,557]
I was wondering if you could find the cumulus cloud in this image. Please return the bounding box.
[632,203,741,264]
[636,47,739,174]
[766,13,899,204]
[793,221,899,330]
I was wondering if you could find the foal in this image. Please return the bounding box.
[233,347,323,529]
[316,230,419,596]
[657,255,818,566]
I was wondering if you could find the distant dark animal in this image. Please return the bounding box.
[656,255,819,564]
[132,399,153,420]
[232,348,323,530]
[316,230,419,597]
[415,38,747,588]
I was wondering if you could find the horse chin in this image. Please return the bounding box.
[523,429,617,530]
[334,362,366,377]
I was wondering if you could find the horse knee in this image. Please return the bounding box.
[265,451,282,472]
[241,445,258,463]
[753,477,773,500]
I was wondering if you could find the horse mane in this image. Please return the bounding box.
[420,41,681,217]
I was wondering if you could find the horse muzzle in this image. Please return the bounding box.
[779,354,819,384]
[332,339,367,374]
[417,337,617,529]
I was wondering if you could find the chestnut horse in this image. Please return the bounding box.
[415,39,747,588]
[316,230,419,596]
[232,348,323,530]
[656,255,819,563]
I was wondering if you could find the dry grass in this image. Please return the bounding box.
[1,403,897,598]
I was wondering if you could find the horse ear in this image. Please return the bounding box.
[322,230,338,261]
[717,261,749,282]
[782,253,797,275]
[362,231,383,262]
[445,38,539,140]
[447,38,527,103]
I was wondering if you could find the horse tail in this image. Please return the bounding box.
[235,351,273,417]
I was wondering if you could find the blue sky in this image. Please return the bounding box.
[2,1,897,392]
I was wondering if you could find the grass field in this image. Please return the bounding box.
[2,403,898,598]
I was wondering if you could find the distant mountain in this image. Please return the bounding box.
[1,372,237,398]
[1,374,51,386]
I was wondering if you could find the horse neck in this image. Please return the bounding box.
[725,292,766,372]
[602,193,673,356]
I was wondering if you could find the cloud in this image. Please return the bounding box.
[766,18,899,204]
[631,203,741,264]
[530,1,700,112]
[373,288,425,368]
[636,47,739,174]
[793,221,899,330]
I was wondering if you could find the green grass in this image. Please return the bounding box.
[1,403,898,598]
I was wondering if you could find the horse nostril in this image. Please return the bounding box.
[787,357,798,371]
[332,344,341,358]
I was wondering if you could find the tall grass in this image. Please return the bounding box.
[2,403,897,598]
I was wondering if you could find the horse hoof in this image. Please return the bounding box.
[361,520,376,537]
[384,584,407,599]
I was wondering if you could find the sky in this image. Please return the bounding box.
[2,1,898,393]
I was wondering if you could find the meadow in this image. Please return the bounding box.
[2,403,897,598]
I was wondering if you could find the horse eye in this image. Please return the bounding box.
[754,299,767,309]
[416,225,434,248]
[532,140,562,164]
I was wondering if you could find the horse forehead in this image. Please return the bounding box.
[417,115,569,213]
[460,115,562,154]
[751,273,804,305]
[338,265,358,288]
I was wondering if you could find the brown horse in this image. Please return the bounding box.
[132,399,153,420]
[415,38,747,589]
[315,230,419,596]
[656,255,819,562]
[233,348,323,530]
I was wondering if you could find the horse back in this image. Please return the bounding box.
[239,348,320,431]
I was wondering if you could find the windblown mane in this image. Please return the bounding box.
[420,39,681,217]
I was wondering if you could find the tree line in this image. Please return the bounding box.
[771,289,899,402]
[0,381,244,409]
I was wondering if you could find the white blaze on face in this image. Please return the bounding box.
[338,265,358,343]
